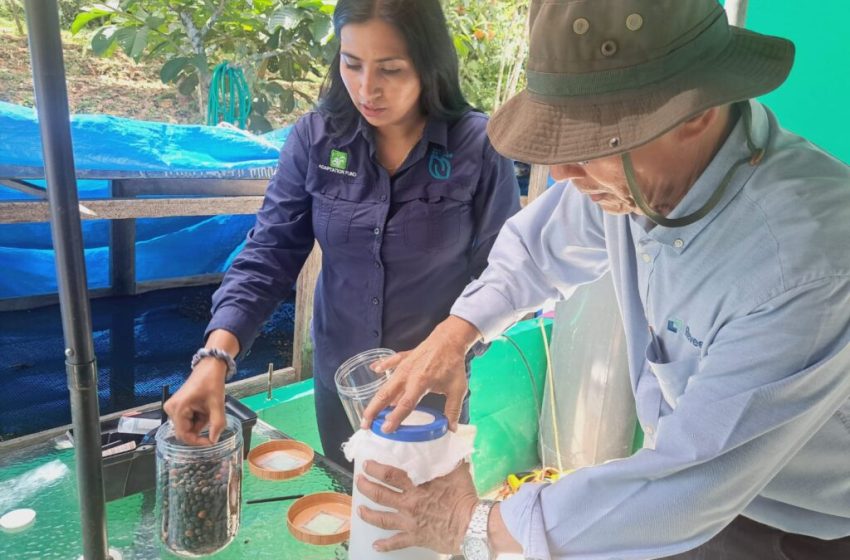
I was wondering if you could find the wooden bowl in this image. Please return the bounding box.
[247,439,314,481]
[287,492,352,545]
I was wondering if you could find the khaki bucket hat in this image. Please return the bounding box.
[488,0,795,165]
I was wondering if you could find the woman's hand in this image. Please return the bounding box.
[163,330,239,445]
[362,316,482,432]
[163,358,228,445]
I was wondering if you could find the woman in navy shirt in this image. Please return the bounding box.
[165,0,520,467]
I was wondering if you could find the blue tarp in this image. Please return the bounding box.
[0,101,285,179]
[0,103,297,438]
[0,102,292,298]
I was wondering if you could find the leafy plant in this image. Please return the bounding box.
[67,0,528,129]
[444,0,529,114]
[58,0,92,28]
[73,0,337,131]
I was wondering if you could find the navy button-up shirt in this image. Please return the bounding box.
[207,110,520,390]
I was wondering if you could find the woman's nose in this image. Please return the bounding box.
[359,68,380,100]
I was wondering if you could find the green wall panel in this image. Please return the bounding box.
[733,0,850,163]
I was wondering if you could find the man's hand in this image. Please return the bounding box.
[356,460,479,554]
[163,359,227,445]
[362,316,482,432]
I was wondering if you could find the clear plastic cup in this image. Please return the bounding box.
[334,348,396,430]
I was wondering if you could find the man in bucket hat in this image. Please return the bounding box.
[357,0,850,558]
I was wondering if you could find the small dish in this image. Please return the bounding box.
[287,492,352,545]
[247,439,314,481]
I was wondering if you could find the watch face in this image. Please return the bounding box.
[463,537,490,560]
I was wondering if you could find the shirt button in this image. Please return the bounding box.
[374,261,381,269]
[373,227,381,236]
[380,194,387,202]
[372,330,379,338]
[645,425,655,436]
[673,239,685,249]
[372,297,380,305]
[641,253,651,263]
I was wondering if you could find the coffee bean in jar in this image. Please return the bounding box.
[156,414,243,557]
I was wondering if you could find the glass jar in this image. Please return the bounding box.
[334,348,396,430]
[155,414,243,558]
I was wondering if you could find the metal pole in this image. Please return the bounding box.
[23,2,110,559]
[725,0,750,27]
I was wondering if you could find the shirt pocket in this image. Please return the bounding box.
[645,341,698,409]
[312,192,355,246]
[396,182,472,252]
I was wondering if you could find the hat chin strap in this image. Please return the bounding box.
[622,102,765,228]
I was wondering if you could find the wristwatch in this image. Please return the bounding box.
[462,499,496,559]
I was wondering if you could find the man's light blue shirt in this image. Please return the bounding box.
[452,101,850,559]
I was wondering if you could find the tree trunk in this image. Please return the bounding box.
[7,0,24,35]
[197,64,209,123]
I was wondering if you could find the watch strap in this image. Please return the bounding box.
[463,499,496,559]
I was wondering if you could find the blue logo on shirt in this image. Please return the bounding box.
[667,317,703,348]
[428,149,453,180]
[667,318,683,334]
[684,326,704,349]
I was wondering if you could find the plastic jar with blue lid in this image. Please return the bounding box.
[347,405,450,560]
[369,406,448,442]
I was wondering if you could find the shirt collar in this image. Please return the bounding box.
[640,100,770,252]
[339,113,449,150]
[423,116,449,149]
[356,114,451,171]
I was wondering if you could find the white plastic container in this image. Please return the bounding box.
[334,348,395,430]
[345,406,474,560]
[539,274,637,469]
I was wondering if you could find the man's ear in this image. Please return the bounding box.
[676,107,722,142]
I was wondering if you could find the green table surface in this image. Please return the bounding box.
[0,421,351,559]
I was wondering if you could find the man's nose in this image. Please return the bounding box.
[550,163,587,181]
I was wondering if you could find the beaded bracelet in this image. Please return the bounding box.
[191,347,237,380]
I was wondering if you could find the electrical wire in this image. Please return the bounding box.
[498,332,541,422]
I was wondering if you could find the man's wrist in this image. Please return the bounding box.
[440,315,483,353]
[487,502,523,556]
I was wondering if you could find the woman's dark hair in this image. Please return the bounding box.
[318,0,471,136]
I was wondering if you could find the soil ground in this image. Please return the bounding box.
[0,28,203,123]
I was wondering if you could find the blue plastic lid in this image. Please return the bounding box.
[370,406,448,442]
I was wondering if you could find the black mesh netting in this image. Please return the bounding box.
[0,285,294,440]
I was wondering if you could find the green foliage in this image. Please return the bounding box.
[0,0,91,32]
[444,0,529,114]
[66,0,528,129]
[58,0,91,28]
[73,0,337,132]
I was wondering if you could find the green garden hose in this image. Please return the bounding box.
[207,62,252,129]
